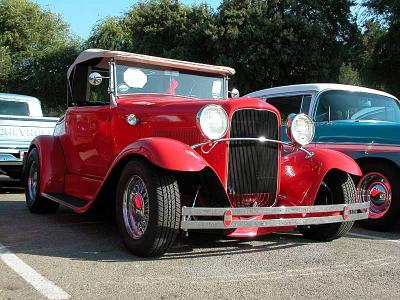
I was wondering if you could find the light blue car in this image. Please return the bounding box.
[247,83,400,231]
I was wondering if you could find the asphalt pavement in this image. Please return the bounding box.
[0,179,399,300]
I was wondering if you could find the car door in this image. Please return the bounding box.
[64,105,112,178]
[60,60,113,179]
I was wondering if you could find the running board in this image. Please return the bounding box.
[42,193,88,209]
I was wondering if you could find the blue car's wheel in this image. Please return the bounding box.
[358,161,399,231]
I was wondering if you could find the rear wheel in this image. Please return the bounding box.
[299,172,356,241]
[24,148,59,213]
[357,162,399,231]
[116,159,181,257]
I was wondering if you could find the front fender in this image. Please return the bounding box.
[114,137,210,172]
[279,148,361,206]
[30,135,66,194]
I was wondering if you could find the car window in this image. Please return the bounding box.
[315,90,400,122]
[87,68,109,105]
[115,64,226,100]
[0,100,29,116]
[300,95,312,114]
[262,95,311,121]
[68,59,110,106]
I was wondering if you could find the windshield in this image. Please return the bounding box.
[115,64,226,100]
[315,90,400,122]
[0,100,29,116]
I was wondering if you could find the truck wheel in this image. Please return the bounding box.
[116,159,181,257]
[357,162,399,231]
[298,172,355,241]
[24,148,59,213]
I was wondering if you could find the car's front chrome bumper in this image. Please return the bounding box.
[181,202,370,230]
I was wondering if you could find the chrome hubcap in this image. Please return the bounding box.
[27,161,38,202]
[358,172,391,219]
[122,175,150,239]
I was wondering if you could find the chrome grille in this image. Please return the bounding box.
[227,109,279,207]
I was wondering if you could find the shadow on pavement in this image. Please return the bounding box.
[0,199,313,262]
[0,176,23,194]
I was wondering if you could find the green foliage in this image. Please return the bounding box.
[0,0,80,113]
[123,0,191,58]
[361,1,400,97]
[86,17,126,50]
[0,46,11,86]
[215,0,360,92]
[338,63,361,85]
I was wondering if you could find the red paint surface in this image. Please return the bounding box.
[279,148,361,207]
[31,135,65,194]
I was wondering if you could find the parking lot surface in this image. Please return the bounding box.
[1,182,400,300]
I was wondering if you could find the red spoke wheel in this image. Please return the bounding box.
[116,159,181,257]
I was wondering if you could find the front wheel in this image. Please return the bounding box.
[298,172,356,241]
[116,159,181,257]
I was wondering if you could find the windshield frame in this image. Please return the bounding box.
[113,61,229,101]
[313,89,400,123]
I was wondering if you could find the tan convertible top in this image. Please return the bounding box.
[67,48,236,78]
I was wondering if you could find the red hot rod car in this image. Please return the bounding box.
[24,49,369,257]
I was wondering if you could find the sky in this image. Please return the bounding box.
[33,0,222,39]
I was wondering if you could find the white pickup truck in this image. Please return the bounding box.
[0,93,58,179]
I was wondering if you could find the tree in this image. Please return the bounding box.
[361,1,400,97]
[338,63,361,85]
[0,0,80,114]
[123,0,191,58]
[0,46,11,87]
[215,0,361,93]
[86,17,126,50]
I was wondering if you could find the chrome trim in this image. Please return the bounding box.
[181,214,368,230]
[191,137,314,158]
[224,76,229,99]
[227,108,281,206]
[181,202,370,230]
[286,113,315,146]
[109,60,118,107]
[42,193,77,210]
[182,202,369,216]
[196,105,229,140]
[0,160,23,166]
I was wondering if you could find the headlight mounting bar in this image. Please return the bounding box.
[191,137,314,158]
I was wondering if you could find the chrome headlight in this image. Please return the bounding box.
[197,105,229,140]
[286,113,315,146]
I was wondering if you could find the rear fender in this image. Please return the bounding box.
[279,148,361,206]
[30,135,66,194]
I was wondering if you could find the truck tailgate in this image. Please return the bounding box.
[0,115,58,152]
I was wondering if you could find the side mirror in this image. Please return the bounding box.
[229,88,240,98]
[88,72,103,86]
